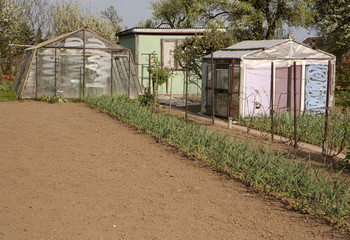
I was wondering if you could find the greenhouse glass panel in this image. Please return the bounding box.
[37,48,55,96]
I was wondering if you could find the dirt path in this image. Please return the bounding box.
[0,101,348,240]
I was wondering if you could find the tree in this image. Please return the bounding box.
[0,0,34,75]
[148,0,208,28]
[147,0,317,40]
[49,0,121,41]
[203,0,316,40]
[101,6,123,34]
[173,29,236,85]
[21,0,50,44]
[315,0,350,60]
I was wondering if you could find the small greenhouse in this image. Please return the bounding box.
[13,27,141,99]
[201,39,336,119]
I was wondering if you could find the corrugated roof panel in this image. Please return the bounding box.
[225,39,289,50]
[203,50,256,60]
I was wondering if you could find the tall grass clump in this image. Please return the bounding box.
[85,95,350,228]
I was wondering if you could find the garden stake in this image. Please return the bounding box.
[270,61,274,141]
[293,61,297,148]
[323,60,332,155]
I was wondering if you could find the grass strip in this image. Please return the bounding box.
[85,95,349,229]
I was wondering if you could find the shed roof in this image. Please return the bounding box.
[203,39,335,61]
[116,27,226,36]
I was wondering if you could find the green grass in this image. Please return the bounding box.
[85,95,350,229]
[0,90,17,102]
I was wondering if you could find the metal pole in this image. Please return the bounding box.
[8,44,12,78]
[54,48,57,96]
[185,56,188,120]
[270,62,274,141]
[141,53,154,94]
[211,51,215,125]
[35,52,38,97]
[79,67,82,99]
[149,54,152,94]
[82,29,86,97]
[128,51,131,98]
[323,60,332,155]
[293,61,297,148]
[153,69,158,111]
[110,51,113,96]
[169,73,173,113]
[229,58,234,128]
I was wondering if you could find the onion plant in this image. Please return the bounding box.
[85,95,349,229]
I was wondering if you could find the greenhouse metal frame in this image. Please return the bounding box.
[13,27,142,99]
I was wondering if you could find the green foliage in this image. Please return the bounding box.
[174,29,235,80]
[147,0,317,40]
[85,95,350,228]
[0,78,13,92]
[32,94,67,104]
[137,92,158,107]
[147,53,169,86]
[0,91,17,101]
[315,0,350,60]
[0,75,16,101]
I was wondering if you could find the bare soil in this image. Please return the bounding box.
[0,101,349,240]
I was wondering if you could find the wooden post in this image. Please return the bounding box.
[211,51,215,125]
[185,56,188,120]
[293,62,297,148]
[82,29,86,97]
[229,58,234,128]
[323,60,332,155]
[128,51,131,98]
[8,44,12,78]
[169,73,173,113]
[110,51,113,96]
[287,66,292,112]
[54,48,57,96]
[270,62,274,141]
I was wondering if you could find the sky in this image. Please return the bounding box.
[61,0,317,41]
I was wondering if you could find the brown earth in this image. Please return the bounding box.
[0,101,349,240]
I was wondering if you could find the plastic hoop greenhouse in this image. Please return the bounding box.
[13,27,142,99]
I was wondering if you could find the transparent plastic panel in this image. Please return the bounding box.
[46,31,84,48]
[112,56,129,96]
[128,55,142,98]
[85,48,111,96]
[14,50,33,95]
[216,69,229,90]
[57,48,84,98]
[216,93,228,117]
[37,48,55,97]
[21,51,37,98]
[85,31,121,50]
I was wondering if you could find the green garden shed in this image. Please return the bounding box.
[116,28,218,99]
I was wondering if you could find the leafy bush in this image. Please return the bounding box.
[0,76,14,92]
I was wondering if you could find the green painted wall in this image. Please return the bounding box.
[119,34,201,96]
[118,35,136,59]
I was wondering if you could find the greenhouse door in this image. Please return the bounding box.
[215,65,229,117]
